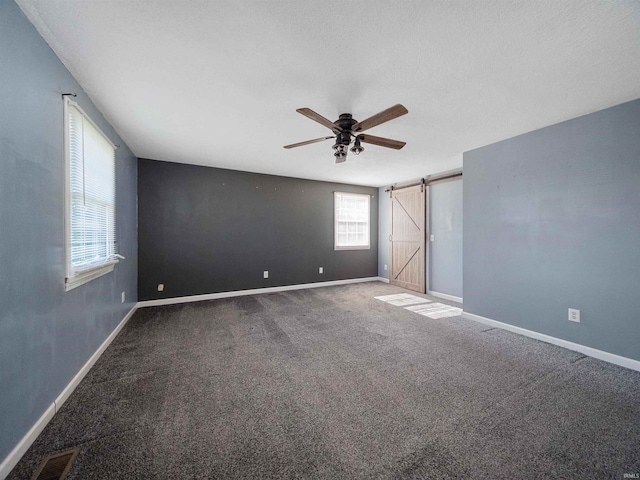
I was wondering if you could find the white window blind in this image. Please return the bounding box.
[334,192,370,250]
[65,99,117,289]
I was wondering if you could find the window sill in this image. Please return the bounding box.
[65,260,118,291]
[335,245,371,251]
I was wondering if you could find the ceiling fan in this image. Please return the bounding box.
[284,104,408,163]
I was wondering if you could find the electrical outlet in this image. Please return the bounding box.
[319,267,323,274]
[121,291,125,303]
[430,234,435,242]
[384,264,388,271]
[568,308,580,323]
[158,284,164,292]
[263,271,269,279]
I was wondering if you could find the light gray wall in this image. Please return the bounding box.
[428,179,463,298]
[464,99,640,362]
[137,159,378,300]
[378,187,391,279]
[0,0,138,462]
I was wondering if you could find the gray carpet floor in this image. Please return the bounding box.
[8,282,640,479]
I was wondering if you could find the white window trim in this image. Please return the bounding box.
[334,191,371,251]
[63,96,118,291]
[65,261,118,291]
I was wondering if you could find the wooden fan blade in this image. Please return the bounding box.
[296,108,342,132]
[352,104,408,132]
[283,136,334,149]
[359,134,406,150]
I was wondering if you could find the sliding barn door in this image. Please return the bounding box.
[390,185,425,293]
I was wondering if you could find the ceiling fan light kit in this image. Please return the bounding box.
[284,104,408,163]
[350,136,364,155]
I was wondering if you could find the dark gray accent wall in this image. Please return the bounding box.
[464,99,640,361]
[138,159,378,300]
[428,178,463,298]
[378,187,391,279]
[0,0,137,462]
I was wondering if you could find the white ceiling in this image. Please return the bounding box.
[17,0,640,187]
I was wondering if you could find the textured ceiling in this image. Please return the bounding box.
[16,0,640,187]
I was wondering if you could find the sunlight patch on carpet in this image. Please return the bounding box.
[405,302,462,319]
[374,293,431,306]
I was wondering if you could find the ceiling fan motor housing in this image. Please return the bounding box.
[333,114,357,143]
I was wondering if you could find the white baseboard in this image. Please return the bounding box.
[55,306,137,409]
[377,276,390,283]
[0,305,137,480]
[0,403,55,480]
[137,277,382,308]
[462,311,640,373]
[427,290,463,304]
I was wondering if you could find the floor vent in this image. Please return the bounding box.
[31,448,79,480]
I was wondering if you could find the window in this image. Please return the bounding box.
[334,192,370,250]
[64,97,118,290]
